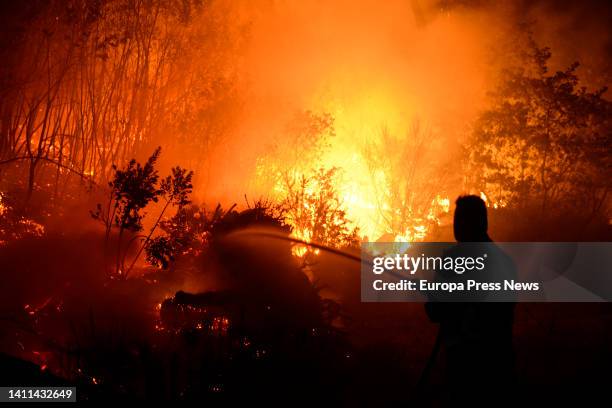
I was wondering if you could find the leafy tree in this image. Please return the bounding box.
[468,38,612,219]
[145,204,207,268]
[91,147,193,277]
[144,235,175,269]
[92,147,162,275]
[130,165,193,273]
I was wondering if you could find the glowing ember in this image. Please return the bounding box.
[211,317,230,334]
[0,192,6,217]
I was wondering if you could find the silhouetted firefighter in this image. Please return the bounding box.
[424,195,516,405]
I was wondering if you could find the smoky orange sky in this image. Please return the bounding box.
[182,0,611,238]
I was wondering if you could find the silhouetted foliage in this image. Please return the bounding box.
[91,147,193,276]
[468,37,612,219]
[160,167,194,208]
[110,147,162,233]
[147,199,288,269]
[142,166,194,267]
[210,198,290,239]
[145,235,175,269]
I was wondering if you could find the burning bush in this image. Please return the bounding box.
[362,121,452,241]
[280,167,359,258]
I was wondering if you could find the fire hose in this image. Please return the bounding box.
[225,229,441,399]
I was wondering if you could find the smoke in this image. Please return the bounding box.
[195,0,610,210]
[202,0,493,204]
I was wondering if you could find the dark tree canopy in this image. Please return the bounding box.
[469,40,612,218]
